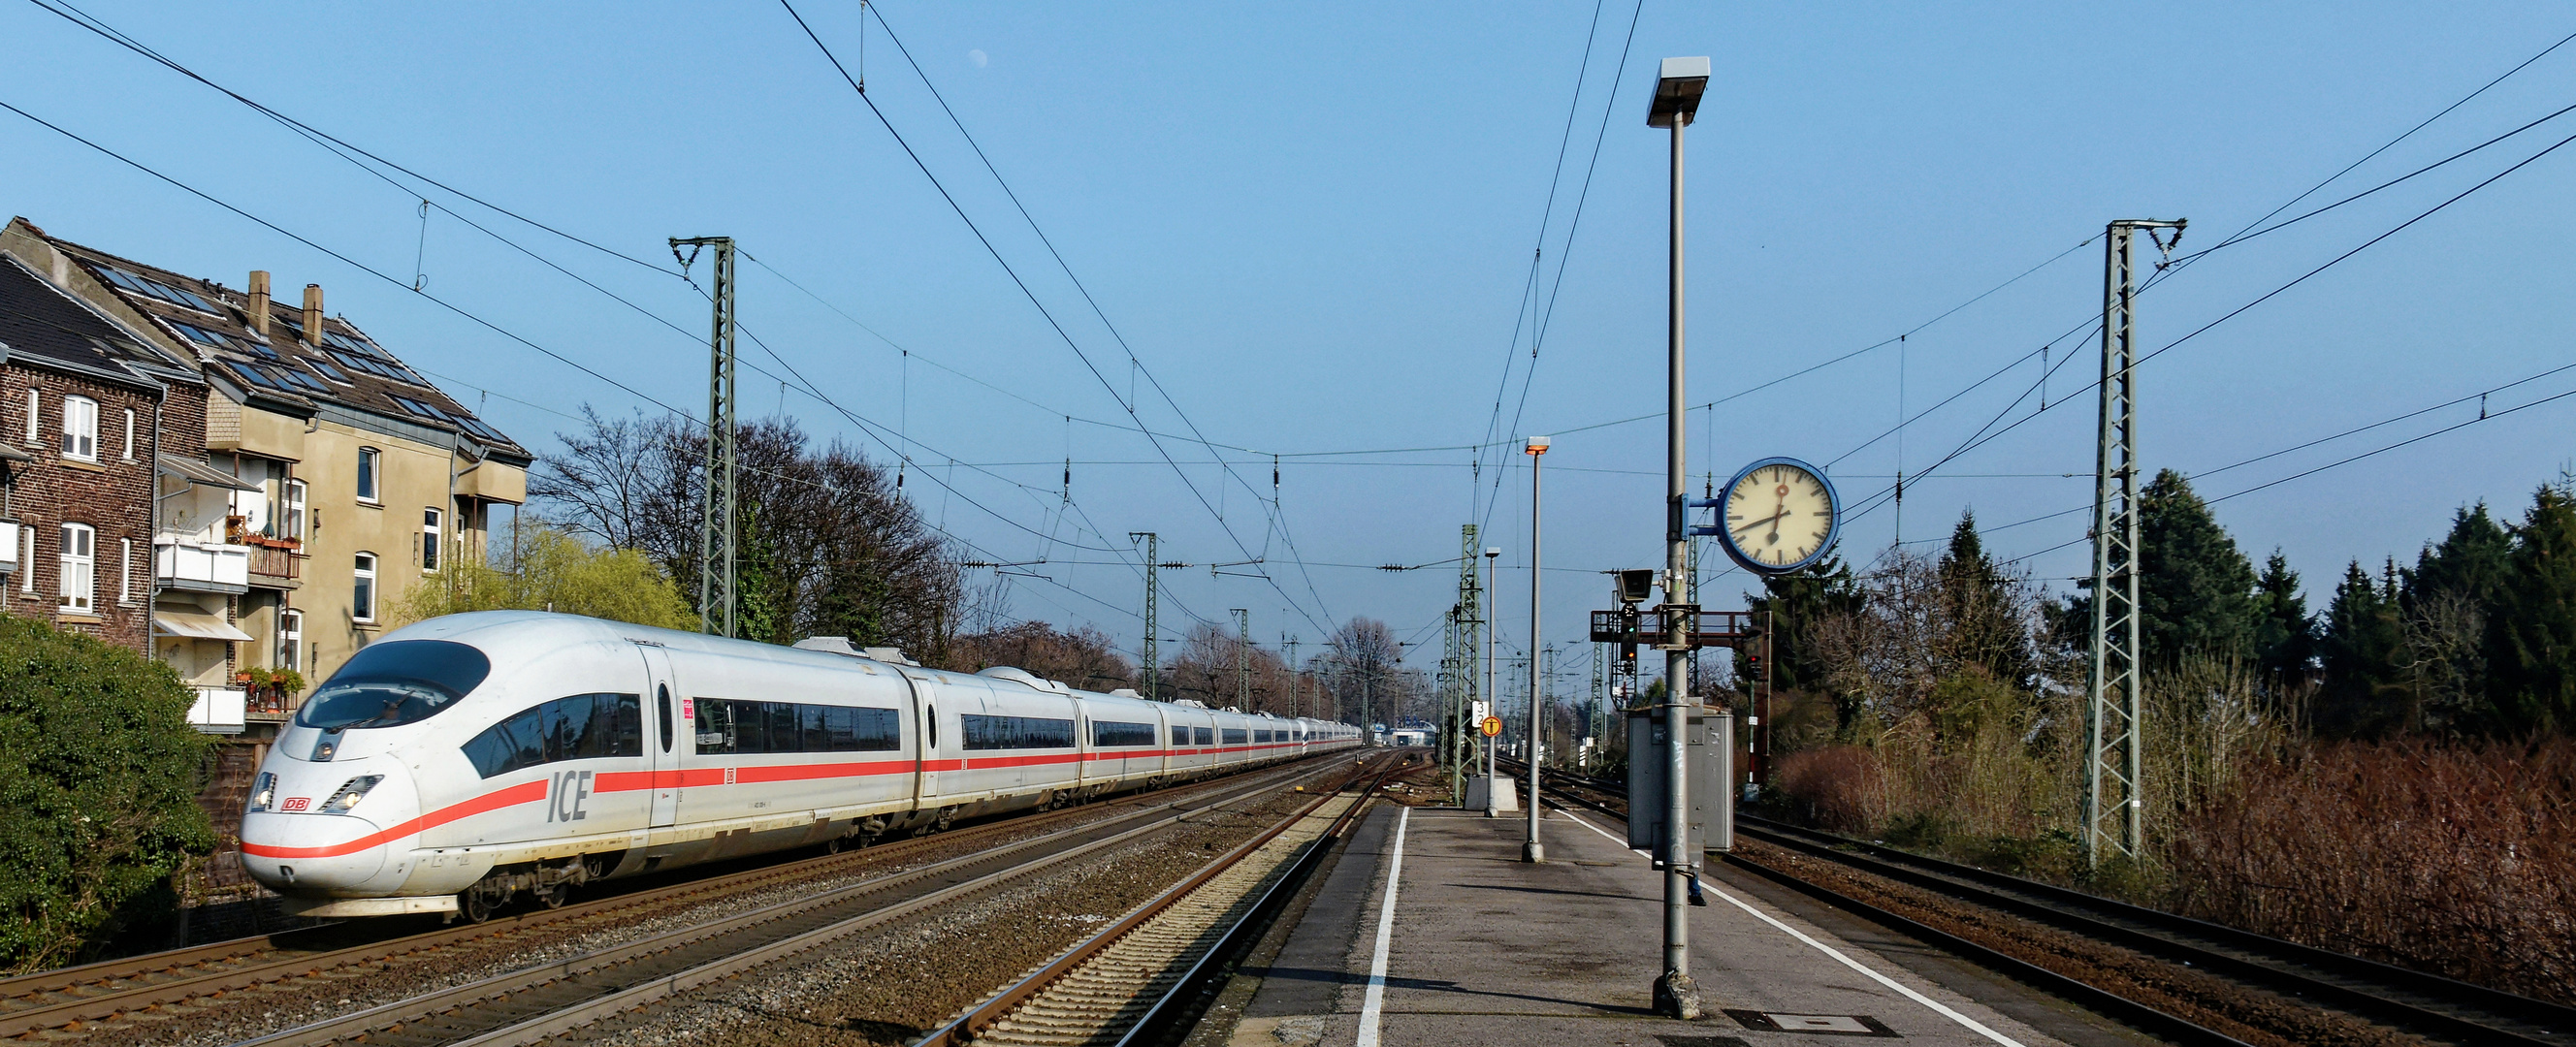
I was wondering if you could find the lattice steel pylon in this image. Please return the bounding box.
[673,237,738,638]
[2085,218,2182,866]
[1232,609,1251,710]
[1131,532,1160,699]
[1457,524,1482,769]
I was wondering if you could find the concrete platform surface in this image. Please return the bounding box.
[1221,803,2137,1047]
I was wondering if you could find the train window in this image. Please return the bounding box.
[1093,720,1156,747]
[1222,728,1248,746]
[658,686,674,753]
[699,699,902,754]
[296,640,492,730]
[462,692,643,777]
[1170,725,1187,747]
[960,714,1076,750]
[1195,726,1214,746]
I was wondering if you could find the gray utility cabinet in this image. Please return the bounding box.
[1626,707,1734,865]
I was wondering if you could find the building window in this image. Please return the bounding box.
[118,537,132,604]
[121,409,135,460]
[353,553,377,621]
[282,479,307,541]
[61,396,97,461]
[279,609,304,673]
[58,524,93,612]
[18,526,33,593]
[22,388,37,447]
[422,507,441,571]
[356,448,379,502]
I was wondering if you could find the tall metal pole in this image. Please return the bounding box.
[1484,547,1501,818]
[1524,439,1548,863]
[1131,532,1159,700]
[1458,524,1481,797]
[673,237,737,638]
[1232,609,1251,710]
[2084,218,2179,867]
[1655,105,1701,1022]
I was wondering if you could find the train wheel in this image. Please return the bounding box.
[461,888,496,924]
[534,881,570,909]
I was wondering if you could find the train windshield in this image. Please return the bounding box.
[297,640,494,730]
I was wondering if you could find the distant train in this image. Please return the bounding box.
[239,611,1360,920]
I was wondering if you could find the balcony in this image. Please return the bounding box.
[156,539,250,594]
[245,539,302,585]
[187,685,246,735]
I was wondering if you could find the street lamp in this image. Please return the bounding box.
[1524,435,1550,864]
[1649,54,1709,1022]
[1483,545,1501,819]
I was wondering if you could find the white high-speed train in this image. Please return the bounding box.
[240,611,1359,920]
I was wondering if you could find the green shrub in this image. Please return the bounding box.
[0,614,215,972]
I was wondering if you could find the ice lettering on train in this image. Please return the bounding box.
[548,769,593,822]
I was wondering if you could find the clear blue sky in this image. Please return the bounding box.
[8,1,2574,684]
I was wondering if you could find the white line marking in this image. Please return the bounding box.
[1353,805,1409,1047]
[1555,809,2027,1047]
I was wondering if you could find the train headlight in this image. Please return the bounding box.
[248,772,276,812]
[323,776,384,813]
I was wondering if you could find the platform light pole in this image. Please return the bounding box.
[1523,435,1550,863]
[1648,54,1709,1022]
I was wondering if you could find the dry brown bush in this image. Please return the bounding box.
[1774,745,1889,833]
[2166,738,2576,1003]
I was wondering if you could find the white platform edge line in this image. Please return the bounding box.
[1352,805,1409,1047]
[1555,809,2028,1047]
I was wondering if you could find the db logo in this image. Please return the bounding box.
[281,797,311,811]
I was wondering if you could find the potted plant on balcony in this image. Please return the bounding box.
[234,666,306,715]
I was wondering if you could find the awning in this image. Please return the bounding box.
[156,453,260,492]
[153,609,254,643]
[0,440,29,463]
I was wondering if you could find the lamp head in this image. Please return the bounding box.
[1484,547,1501,560]
[1647,56,1711,129]
[1525,435,1551,456]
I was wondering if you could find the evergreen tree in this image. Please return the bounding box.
[2316,559,2405,736]
[2137,469,2259,668]
[1747,555,1865,724]
[2405,502,2513,609]
[1936,511,2034,686]
[2483,483,2576,735]
[2250,551,2315,687]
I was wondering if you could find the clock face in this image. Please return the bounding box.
[1720,459,1839,573]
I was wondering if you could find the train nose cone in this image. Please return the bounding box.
[241,812,390,892]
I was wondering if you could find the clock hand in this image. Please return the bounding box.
[1738,501,1788,537]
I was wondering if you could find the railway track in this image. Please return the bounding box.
[0,758,1341,1044]
[918,755,1401,1047]
[1512,761,2576,1047]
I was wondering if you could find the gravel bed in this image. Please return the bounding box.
[1737,839,2436,1047]
[72,777,1305,1047]
[567,785,1346,1047]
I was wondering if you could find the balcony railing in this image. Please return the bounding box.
[247,542,301,580]
[155,539,250,593]
[187,685,246,734]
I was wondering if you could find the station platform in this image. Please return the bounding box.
[1208,801,2161,1047]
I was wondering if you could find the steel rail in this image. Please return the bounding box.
[1736,816,2576,1047]
[3,756,1334,1040]
[918,755,1403,1047]
[1530,763,2576,1045]
[235,758,1356,1047]
[1517,772,2260,1047]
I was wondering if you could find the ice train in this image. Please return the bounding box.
[239,611,1359,919]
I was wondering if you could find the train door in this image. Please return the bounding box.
[908,673,943,802]
[636,644,682,829]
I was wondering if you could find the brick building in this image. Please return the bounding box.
[4,216,530,891]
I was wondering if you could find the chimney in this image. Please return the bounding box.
[301,283,322,345]
[247,270,271,338]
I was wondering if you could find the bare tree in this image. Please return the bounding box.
[531,407,960,657]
